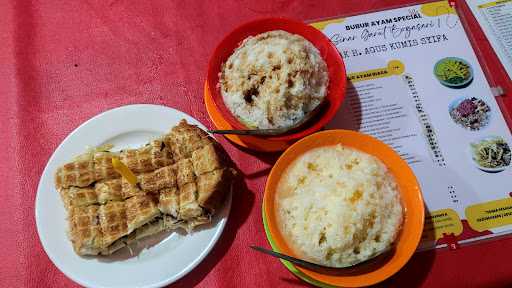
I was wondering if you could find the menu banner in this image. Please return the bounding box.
[312,0,512,250]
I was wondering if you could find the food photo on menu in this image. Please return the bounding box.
[4,0,512,287]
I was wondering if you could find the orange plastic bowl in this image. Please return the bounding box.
[207,18,346,142]
[263,130,425,287]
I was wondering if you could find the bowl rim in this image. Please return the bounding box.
[433,56,474,87]
[261,203,336,288]
[206,17,346,141]
[203,81,292,152]
[263,129,425,287]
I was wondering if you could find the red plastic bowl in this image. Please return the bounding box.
[207,17,346,142]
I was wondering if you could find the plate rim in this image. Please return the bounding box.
[35,104,231,288]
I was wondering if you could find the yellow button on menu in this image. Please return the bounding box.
[422,208,463,241]
[387,60,405,75]
[465,197,512,232]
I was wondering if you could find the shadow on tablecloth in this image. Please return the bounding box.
[378,209,437,288]
[171,163,255,288]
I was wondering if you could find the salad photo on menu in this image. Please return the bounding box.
[470,136,511,172]
[449,97,491,131]
[434,57,473,88]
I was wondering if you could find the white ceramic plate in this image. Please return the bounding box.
[35,104,231,288]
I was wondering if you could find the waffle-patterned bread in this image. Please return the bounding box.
[120,140,173,173]
[99,201,128,248]
[55,141,173,189]
[56,120,235,256]
[55,154,95,189]
[69,205,103,255]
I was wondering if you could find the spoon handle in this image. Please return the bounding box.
[250,245,327,270]
[251,244,396,274]
[208,129,286,136]
[209,100,328,136]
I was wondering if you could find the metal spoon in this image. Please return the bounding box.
[250,245,395,275]
[209,100,327,136]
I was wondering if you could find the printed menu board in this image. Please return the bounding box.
[311,0,512,250]
[466,0,512,77]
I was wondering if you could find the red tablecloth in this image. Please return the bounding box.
[2,0,511,287]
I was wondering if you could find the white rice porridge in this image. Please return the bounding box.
[220,30,328,129]
[276,145,403,267]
